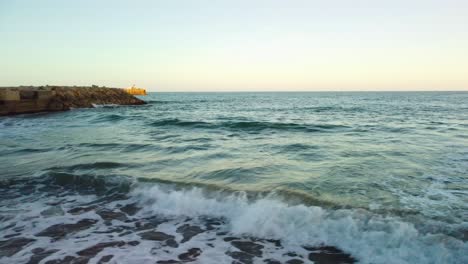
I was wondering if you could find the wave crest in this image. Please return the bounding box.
[132,184,468,264]
[150,118,350,133]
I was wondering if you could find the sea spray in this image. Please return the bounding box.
[133,184,468,264]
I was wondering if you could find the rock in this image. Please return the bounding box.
[202,217,224,230]
[77,241,125,257]
[139,231,174,241]
[120,203,141,216]
[304,245,356,264]
[286,259,304,264]
[138,231,178,248]
[134,221,158,231]
[264,259,281,264]
[226,240,265,264]
[36,219,98,240]
[178,248,202,261]
[226,251,254,264]
[96,209,128,222]
[26,248,59,264]
[44,255,89,264]
[176,224,204,243]
[31,248,45,254]
[165,239,179,248]
[1,86,146,116]
[97,255,113,263]
[265,239,282,248]
[0,237,36,257]
[68,206,97,215]
[231,240,264,257]
[284,252,301,258]
[157,260,180,264]
[128,241,140,246]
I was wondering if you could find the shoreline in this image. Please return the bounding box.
[0,175,357,264]
[1,174,466,264]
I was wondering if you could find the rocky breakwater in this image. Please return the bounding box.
[0,86,146,116]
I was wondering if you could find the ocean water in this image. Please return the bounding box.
[1,92,467,264]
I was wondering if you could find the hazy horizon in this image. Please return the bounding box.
[1,0,467,92]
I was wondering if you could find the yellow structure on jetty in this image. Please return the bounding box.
[124,85,147,96]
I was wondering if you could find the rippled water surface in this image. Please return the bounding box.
[1,92,467,263]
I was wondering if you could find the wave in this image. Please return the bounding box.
[149,118,350,133]
[49,161,137,171]
[90,113,126,122]
[10,170,466,233]
[1,172,467,263]
[150,118,209,128]
[145,100,177,104]
[0,147,56,155]
[91,103,120,108]
[77,142,153,151]
[294,106,366,113]
[9,170,136,195]
[4,169,454,220]
[0,171,402,214]
[132,185,468,264]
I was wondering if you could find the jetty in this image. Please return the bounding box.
[0,86,146,116]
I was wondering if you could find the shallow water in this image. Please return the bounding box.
[1,92,467,263]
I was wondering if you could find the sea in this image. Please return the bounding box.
[1,92,467,264]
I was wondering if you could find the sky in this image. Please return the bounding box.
[1,0,467,91]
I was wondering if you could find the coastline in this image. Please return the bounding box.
[0,86,146,116]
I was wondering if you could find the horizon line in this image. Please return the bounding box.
[1,86,467,93]
[146,89,468,93]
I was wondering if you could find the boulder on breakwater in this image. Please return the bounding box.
[0,86,146,116]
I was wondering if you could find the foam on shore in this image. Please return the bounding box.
[1,179,466,264]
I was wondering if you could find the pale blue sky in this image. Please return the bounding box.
[1,0,467,91]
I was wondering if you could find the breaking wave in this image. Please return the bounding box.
[3,172,466,263]
[133,184,468,264]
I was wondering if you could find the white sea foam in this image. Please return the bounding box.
[1,182,467,264]
[91,103,119,108]
[133,185,468,264]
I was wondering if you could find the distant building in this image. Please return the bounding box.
[124,85,147,96]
